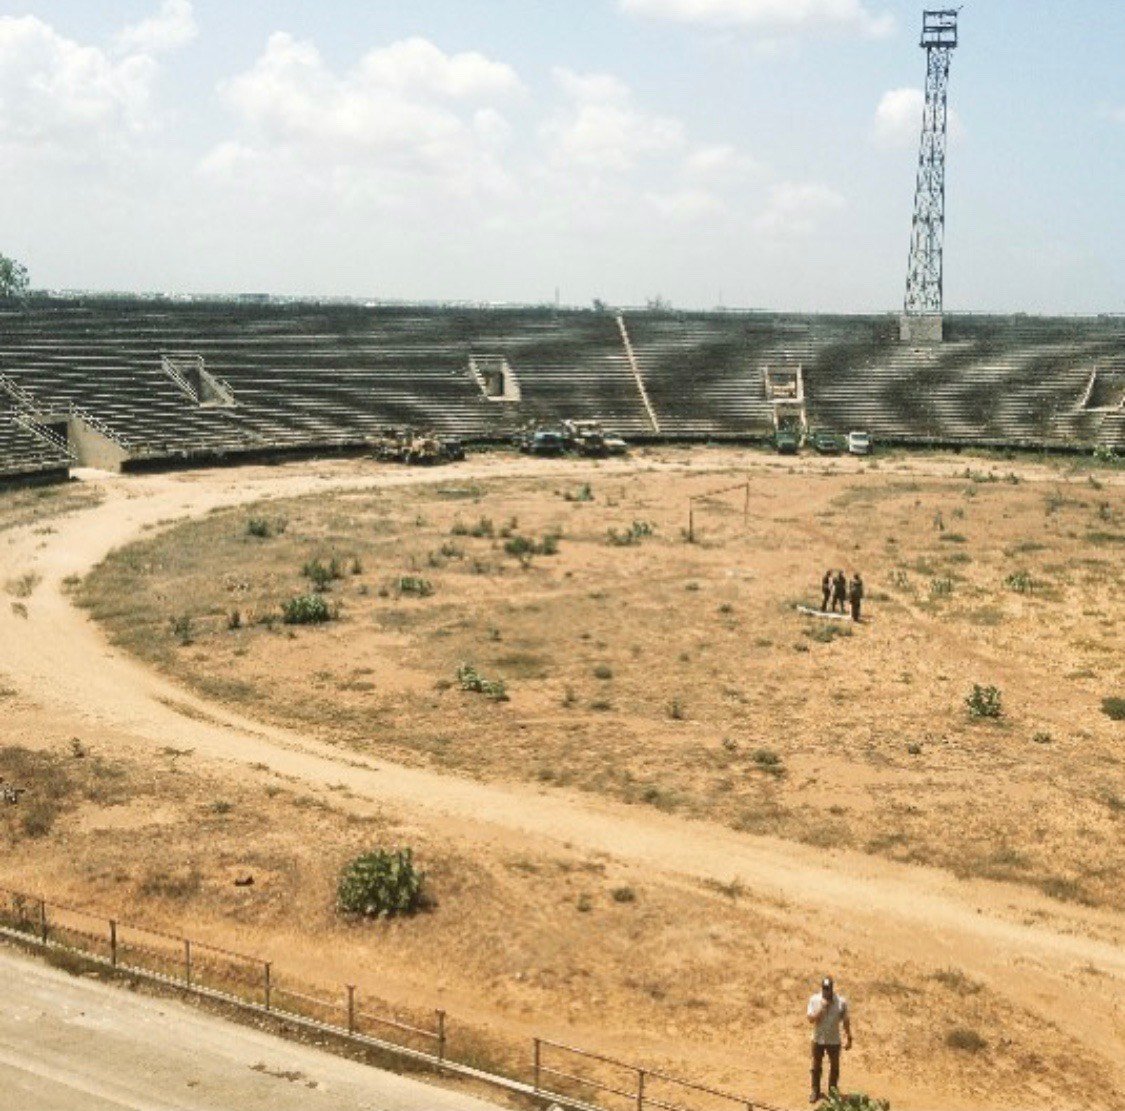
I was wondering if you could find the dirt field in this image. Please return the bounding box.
[1,450,1123,1111]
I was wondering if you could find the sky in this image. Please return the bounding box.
[0,1,1122,313]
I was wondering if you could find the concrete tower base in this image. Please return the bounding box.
[900,314,944,345]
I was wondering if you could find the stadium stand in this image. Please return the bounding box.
[0,299,1121,482]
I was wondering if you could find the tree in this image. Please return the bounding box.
[0,254,29,299]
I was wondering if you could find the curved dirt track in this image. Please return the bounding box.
[2,454,1123,1101]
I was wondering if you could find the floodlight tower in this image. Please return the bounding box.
[901,8,960,344]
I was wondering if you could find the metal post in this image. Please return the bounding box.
[263,961,272,1011]
[533,1038,541,1092]
[688,503,695,543]
[183,939,192,987]
[637,1068,646,1111]
[38,899,47,943]
[109,920,117,967]
[346,985,356,1035]
[436,1010,447,1062]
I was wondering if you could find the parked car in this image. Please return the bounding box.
[847,430,873,456]
[811,428,843,455]
[521,430,565,456]
[775,427,801,455]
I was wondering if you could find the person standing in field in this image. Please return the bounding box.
[831,570,847,614]
[848,573,864,623]
[807,976,852,1103]
[821,570,833,612]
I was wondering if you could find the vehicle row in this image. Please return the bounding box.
[775,428,872,456]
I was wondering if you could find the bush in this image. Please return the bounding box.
[822,1093,891,1111]
[945,1027,987,1053]
[337,849,424,918]
[247,517,271,538]
[564,483,594,502]
[966,684,1003,719]
[457,663,509,701]
[752,749,785,776]
[1004,570,1034,593]
[607,520,655,546]
[397,576,434,597]
[1101,696,1125,721]
[929,577,954,597]
[282,594,332,625]
[169,614,194,645]
[303,558,344,592]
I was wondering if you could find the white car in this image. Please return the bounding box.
[847,431,872,456]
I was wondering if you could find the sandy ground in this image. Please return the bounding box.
[0,946,499,1111]
[0,450,1122,1110]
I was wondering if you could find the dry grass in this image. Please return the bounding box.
[76,467,1125,910]
[0,733,1114,1109]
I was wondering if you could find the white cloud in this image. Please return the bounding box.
[544,67,683,174]
[754,181,844,234]
[0,15,158,152]
[115,0,197,56]
[645,187,724,220]
[684,143,759,181]
[873,87,964,148]
[205,34,521,203]
[1099,104,1125,124]
[621,0,895,39]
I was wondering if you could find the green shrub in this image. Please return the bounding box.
[564,483,594,502]
[1004,570,1034,593]
[246,517,271,538]
[457,663,509,701]
[822,1092,891,1111]
[282,594,332,625]
[966,684,1002,719]
[397,576,434,597]
[303,557,344,592]
[593,664,613,680]
[337,849,424,918]
[1101,696,1125,721]
[169,614,194,645]
[607,520,655,546]
[929,576,954,597]
[752,749,785,776]
[945,1027,987,1053]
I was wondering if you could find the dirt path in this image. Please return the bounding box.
[2,454,1123,1098]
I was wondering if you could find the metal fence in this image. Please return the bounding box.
[0,885,784,1111]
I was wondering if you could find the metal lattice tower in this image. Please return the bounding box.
[903,9,959,330]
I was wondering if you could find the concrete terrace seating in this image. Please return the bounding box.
[624,314,786,438]
[0,300,1122,473]
[0,394,71,482]
[799,315,1125,448]
[0,305,263,461]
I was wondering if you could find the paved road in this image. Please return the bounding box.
[0,947,500,1111]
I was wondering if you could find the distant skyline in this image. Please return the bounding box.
[0,2,1122,313]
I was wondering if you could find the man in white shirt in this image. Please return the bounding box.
[806,976,852,1103]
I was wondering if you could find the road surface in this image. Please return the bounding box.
[0,946,500,1111]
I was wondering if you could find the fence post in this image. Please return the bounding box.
[533,1038,541,1092]
[436,1010,446,1062]
[109,920,117,968]
[183,939,192,987]
[346,985,355,1035]
[637,1068,646,1111]
[263,961,272,1011]
[38,899,47,943]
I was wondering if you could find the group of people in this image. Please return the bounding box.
[821,569,864,622]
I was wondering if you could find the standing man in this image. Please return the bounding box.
[821,569,833,612]
[848,573,864,623]
[806,976,852,1103]
[831,570,847,614]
